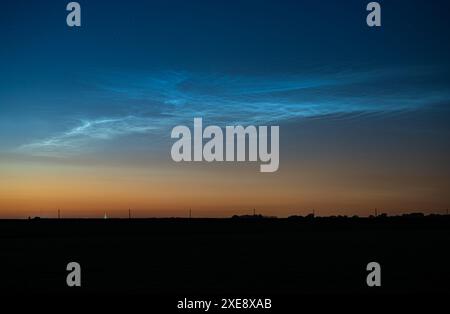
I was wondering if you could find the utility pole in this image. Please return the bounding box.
[58,209,60,219]
[375,208,378,217]
[128,209,131,219]
[189,209,192,219]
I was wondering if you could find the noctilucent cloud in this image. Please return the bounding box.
[13,67,450,157]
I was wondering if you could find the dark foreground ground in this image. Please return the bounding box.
[0,216,449,308]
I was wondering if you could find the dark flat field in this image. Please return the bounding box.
[0,216,449,296]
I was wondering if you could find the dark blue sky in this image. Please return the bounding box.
[2,0,450,72]
[1,1,450,216]
[1,0,450,152]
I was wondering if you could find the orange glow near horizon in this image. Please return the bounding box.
[1,155,449,219]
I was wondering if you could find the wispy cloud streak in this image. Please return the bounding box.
[17,116,162,156]
[17,67,450,156]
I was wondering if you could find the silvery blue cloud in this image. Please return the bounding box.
[15,67,450,156]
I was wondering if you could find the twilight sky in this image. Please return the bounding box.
[1,0,450,218]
